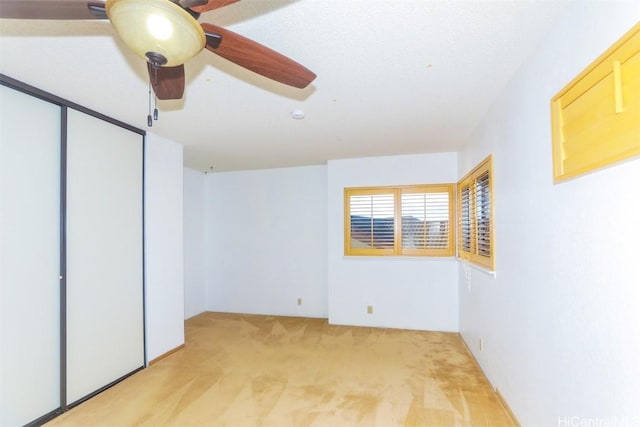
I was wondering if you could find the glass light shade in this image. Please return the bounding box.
[106,0,205,67]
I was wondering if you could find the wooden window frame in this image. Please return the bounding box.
[344,184,455,257]
[457,156,495,271]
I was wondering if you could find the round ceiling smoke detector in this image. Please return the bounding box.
[291,109,305,120]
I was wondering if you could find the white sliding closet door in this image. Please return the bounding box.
[0,86,61,426]
[66,108,144,404]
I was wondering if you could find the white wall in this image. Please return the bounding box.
[205,165,328,318]
[183,167,207,319]
[458,3,640,425]
[327,153,459,331]
[144,133,185,363]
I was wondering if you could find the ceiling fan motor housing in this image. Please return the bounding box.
[145,52,168,68]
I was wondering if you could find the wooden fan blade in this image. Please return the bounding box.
[0,0,106,19]
[190,0,239,14]
[201,23,316,89]
[147,64,186,100]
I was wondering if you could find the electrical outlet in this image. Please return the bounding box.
[297,298,302,306]
[479,338,483,352]
[367,305,373,314]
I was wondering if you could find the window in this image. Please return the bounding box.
[457,156,495,270]
[344,184,455,256]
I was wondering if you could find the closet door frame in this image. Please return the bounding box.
[0,74,147,426]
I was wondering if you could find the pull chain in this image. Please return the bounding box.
[153,65,159,122]
[147,79,153,127]
[154,93,159,121]
[147,66,160,126]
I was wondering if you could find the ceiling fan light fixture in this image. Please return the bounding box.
[106,0,205,67]
[147,14,174,41]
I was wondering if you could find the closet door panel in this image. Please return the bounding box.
[66,108,144,404]
[0,85,61,425]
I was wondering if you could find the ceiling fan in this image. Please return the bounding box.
[0,0,317,101]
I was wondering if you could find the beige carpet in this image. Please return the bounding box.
[47,312,516,426]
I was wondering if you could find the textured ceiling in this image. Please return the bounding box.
[0,0,570,172]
